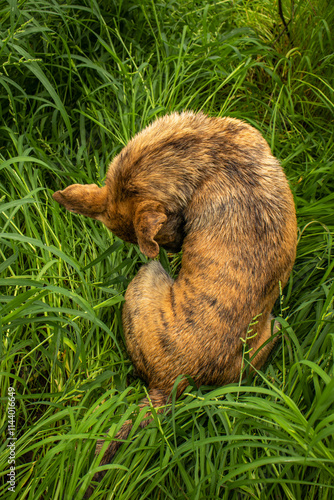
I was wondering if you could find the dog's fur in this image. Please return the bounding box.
[53,111,297,493]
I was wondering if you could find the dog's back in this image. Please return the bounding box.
[117,112,297,392]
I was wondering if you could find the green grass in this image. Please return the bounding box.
[0,0,333,498]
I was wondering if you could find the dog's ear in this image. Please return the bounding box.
[134,201,167,259]
[53,184,108,220]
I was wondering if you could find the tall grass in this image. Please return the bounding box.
[0,0,333,498]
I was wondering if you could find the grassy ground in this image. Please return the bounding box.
[0,0,333,498]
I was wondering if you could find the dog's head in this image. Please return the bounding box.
[53,184,184,258]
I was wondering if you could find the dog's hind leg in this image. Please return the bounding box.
[122,261,177,387]
[84,388,168,498]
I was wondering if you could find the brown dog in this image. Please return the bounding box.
[53,111,297,492]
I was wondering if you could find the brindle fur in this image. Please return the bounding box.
[53,111,297,494]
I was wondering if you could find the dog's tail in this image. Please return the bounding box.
[83,388,168,498]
